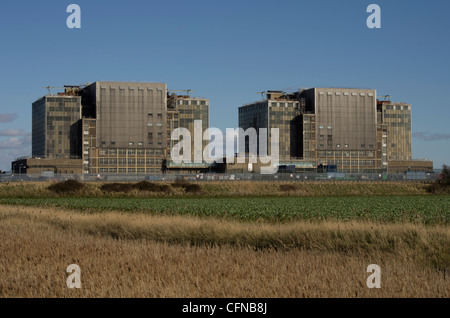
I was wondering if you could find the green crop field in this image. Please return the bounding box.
[1,195,449,224]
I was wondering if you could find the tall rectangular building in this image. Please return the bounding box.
[81,81,168,150]
[68,83,210,175]
[377,101,412,161]
[238,91,303,160]
[239,88,382,173]
[301,88,377,152]
[32,95,81,158]
[301,88,380,173]
[173,95,209,162]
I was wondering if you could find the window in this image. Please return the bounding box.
[129,142,134,146]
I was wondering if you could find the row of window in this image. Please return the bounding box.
[47,97,79,103]
[101,86,163,91]
[270,102,299,107]
[318,144,374,149]
[322,160,376,166]
[177,100,208,106]
[99,158,163,165]
[98,148,164,156]
[384,105,410,111]
[317,150,375,157]
[318,92,374,97]
[99,168,161,173]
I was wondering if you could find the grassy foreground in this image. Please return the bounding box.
[1,181,448,297]
[0,205,449,297]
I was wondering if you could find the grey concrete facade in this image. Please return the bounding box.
[83,81,168,150]
[305,88,377,152]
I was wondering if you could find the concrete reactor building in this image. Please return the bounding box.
[238,88,432,174]
[13,82,210,177]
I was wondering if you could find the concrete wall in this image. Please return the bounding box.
[311,88,377,152]
[91,81,167,149]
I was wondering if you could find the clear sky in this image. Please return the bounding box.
[0,0,449,171]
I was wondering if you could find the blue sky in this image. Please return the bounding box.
[0,0,449,171]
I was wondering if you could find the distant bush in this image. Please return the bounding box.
[133,181,170,192]
[48,180,85,194]
[100,183,134,193]
[171,181,202,193]
[100,181,171,193]
[426,165,450,194]
[279,184,298,192]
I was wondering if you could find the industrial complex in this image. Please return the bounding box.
[10,82,433,179]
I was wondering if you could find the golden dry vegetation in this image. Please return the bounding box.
[0,180,435,198]
[0,205,448,298]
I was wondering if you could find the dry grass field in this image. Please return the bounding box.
[0,180,437,198]
[0,205,448,298]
